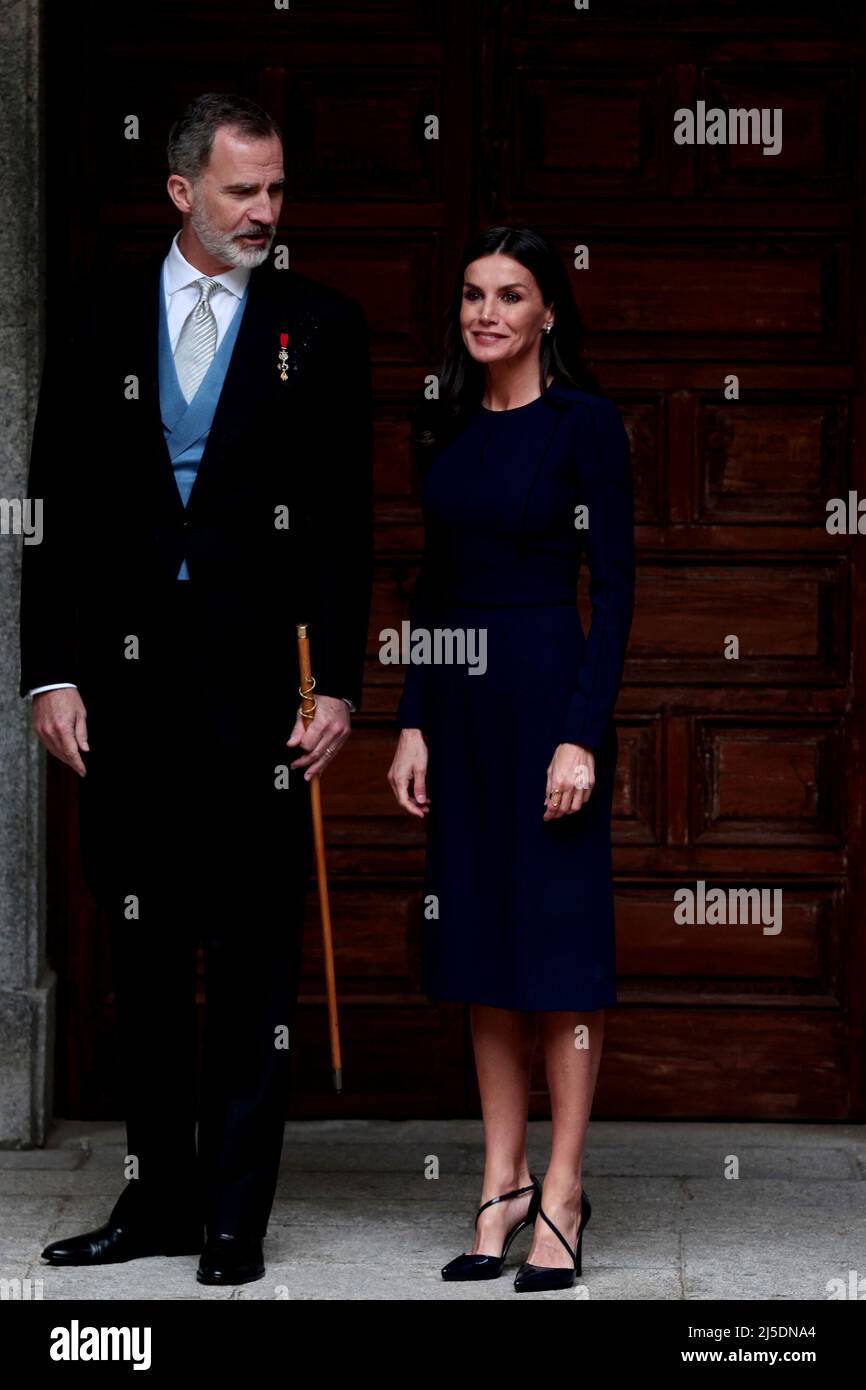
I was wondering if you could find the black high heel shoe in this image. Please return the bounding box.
[513,1190,591,1292]
[441,1174,542,1281]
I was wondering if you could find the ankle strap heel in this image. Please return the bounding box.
[441,1173,542,1282]
[513,1190,591,1292]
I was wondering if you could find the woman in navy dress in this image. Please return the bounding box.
[388,226,635,1291]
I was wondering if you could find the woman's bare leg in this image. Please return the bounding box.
[525,1009,605,1268]
[468,1003,537,1255]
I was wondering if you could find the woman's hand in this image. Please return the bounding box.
[544,741,594,820]
[388,728,430,819]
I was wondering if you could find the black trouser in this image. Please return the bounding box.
[77,580,313,1238]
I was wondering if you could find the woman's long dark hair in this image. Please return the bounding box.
[413,225,603,464]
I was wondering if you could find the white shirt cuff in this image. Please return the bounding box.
[29,683,78,696]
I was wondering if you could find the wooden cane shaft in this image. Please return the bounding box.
[296,624,343,1086]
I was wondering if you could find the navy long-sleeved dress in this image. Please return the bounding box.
[396,380,635,1010]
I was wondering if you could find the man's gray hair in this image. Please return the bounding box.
[167,93,282,182]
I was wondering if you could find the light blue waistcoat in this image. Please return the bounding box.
[157,267,250,578]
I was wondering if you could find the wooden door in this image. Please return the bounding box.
[479,0,865,1118]
[45,0,865,1120]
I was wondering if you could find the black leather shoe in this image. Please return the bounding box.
[441,1174,542,1281]
[41,1187,204,1266]
[514,1190,591,1292]
[196,1233,265,1286]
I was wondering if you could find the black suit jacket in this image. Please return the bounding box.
[19,244,373,730]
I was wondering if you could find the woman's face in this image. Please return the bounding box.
[459,253,553,366]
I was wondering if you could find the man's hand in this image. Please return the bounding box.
[31,688,90,777]
[286,693,351,780]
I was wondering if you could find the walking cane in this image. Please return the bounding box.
[296,622,343,1094]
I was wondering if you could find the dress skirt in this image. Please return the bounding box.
[420,600,618,1011]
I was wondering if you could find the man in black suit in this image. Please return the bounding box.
[19,93,373,1285]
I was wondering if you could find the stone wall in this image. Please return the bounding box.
[0,0,55,1147]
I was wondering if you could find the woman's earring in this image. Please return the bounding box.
[542,322,553,334]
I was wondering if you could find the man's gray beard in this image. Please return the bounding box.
[190,203,274,269]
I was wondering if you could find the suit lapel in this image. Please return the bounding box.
[124,249,187,525]
[184,261,297,516]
